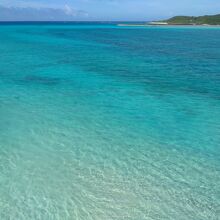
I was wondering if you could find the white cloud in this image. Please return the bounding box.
[64,4,77,16]
[0,4,89,21]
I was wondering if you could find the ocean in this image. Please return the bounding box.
[0,23,219,219]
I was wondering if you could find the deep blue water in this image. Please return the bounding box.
[0,23,220,219]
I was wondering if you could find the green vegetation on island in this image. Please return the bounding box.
[118,14,220,27]
[161,14,220,25]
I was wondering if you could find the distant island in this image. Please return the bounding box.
[151,14,220,25]
[118,14,220,27]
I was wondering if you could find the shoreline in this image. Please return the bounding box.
[117,23,220,27]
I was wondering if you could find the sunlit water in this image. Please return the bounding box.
[0,23,220,219]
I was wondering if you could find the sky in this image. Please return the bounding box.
[0,0,220,21]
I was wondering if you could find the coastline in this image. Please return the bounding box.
[117,23,220,27]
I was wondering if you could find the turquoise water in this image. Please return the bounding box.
[0,23,220,219]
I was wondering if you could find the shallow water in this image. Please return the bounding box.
[0,23,220,219]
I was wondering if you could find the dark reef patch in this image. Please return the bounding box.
[22,75,60,85]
